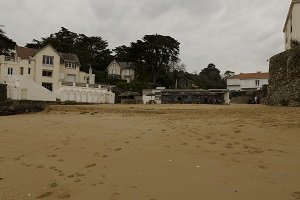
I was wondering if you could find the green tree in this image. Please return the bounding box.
[26,27,112,73]
[114,34,180,84]
[223,70,235,80]
[0,25,16,55]
[198,63,226,89]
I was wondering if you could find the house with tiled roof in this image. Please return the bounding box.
[227,72,269,91]
[0,44,115,103]
[284,0,300,50]
[106,60,135,83]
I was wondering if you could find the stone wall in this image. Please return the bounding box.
[266,46,300,106]
[0,84,7,101]
[0,100,48,116]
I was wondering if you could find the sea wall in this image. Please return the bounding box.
[266,46,300,106]
[0,100,48,116]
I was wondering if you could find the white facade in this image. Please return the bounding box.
[107,60,135,83]
[284,0,300,50]
[0,45,114,103]
[142,87,165,104]
[227,73,269,91]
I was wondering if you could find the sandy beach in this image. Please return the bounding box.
[0,104,300,200]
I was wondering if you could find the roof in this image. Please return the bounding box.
[119,91,141,97]
[283,0,300,32]
[228,72,269,80]
[161,89,229,95]
[15,45,81,66]
[16,46,39,59]
[179,78,195,84]
[118,62,135,69]
[59,52,81,66]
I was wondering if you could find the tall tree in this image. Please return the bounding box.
[0,25,16,55]
[114,34,180,84]
[223,70,235,80]
[199,63,226,89]
[26,27,112,73]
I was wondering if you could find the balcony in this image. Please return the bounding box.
[0,56,20,64]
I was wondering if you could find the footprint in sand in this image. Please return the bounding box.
[85,164,96,168]
[181,142,188,146]
[258,165,267,169]
[50,182,58,188]
[115,148,122,151]
[56,190,71,199]
[74,179,81,183]
[75,172,85,177]
[36,192,53,199]
[14,155,25,161]
[234,130,242,133]
[292,192,300,199]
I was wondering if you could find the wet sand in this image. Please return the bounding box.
[0,104,300,200]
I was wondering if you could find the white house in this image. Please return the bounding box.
[284,0,300,50]
[0,45,114,103]
[107,60,135,83]
[227,72,269,91]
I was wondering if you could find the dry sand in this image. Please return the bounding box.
[0,104,300,200]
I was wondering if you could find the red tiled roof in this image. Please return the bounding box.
[16,46,39,59]
[228,72,269,80]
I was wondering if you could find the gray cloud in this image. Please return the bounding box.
[0,0,291,73]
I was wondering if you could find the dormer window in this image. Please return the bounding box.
[65,61,77,69]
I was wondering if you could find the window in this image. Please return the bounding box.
[8,68,13,75]
[28,60,31,64]
[255,80,260,87]
[43,55,54,65]
[65,61,76,69]
[20,67,24,75]
[42,70,53,77]
[42,82,53,91]
[112,69,116,74]
[28,68,31,74]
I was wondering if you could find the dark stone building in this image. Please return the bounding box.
[267,46,300,106]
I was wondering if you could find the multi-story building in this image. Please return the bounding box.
[107,60,135,83]
[0,45,114,103]
[284,0,300,50]
[227,72,269,91]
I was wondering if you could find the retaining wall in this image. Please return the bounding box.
[267,46,300,106]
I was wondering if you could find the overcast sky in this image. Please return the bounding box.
[0,0,291,73]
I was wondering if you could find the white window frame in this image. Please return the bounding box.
[255,80,260,87]
[43,55,54,65]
